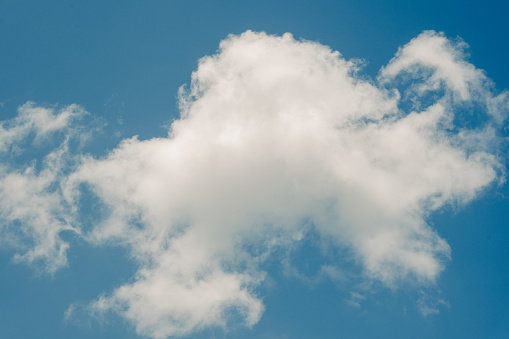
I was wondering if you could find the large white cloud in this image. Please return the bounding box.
[1,31,507,337]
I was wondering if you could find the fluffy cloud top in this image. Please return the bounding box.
[1,31,507,338]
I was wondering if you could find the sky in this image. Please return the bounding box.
[0,1,508,339]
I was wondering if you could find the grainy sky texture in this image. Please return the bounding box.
[0,1,508,339]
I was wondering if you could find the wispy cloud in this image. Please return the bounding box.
[0,102,88,274]
[0,31,507,337]
[345,292,367,308]
[417,290,450,316]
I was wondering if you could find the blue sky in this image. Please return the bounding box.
[0,1,508,338]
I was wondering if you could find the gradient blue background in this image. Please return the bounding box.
[0,1,508,338]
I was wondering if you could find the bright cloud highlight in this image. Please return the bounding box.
[0,31,507,338]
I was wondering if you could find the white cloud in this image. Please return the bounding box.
[417,290,450,316]
[0,103,89,273]
[0,102,84,152]
[379,31,483,102]
[1,31,507,337]
[345,292,366,308]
